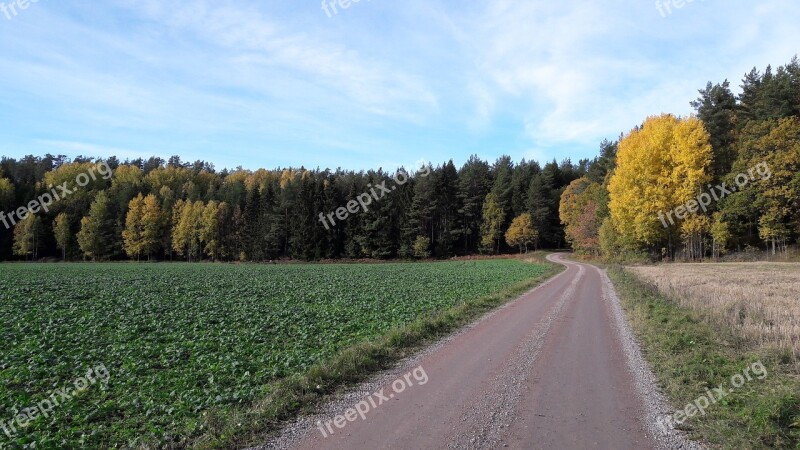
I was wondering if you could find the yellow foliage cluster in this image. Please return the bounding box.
[123,193,164,260]
[505,213,538,253]
[608,114,713,248]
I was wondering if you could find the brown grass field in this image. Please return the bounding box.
[628,262,800,359]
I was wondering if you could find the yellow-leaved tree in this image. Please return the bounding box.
[172,200,205,261]
[505,213,538,253]
[607,114,712,256]
[709,212,730,259]
[122,194,146,260]
[53,213,71,261]
[141,194,164,260]
[123,193,163,261]
[200,200,228,261]
[13,215,42,260]
[480,193,506,254]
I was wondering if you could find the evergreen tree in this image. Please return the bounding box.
[490,155,514,225]
[691,81,738,178]
[402,165,437,256]
[456,156,491,253]
[526,171,554,247]
[242,186,263,260]
[511,159,538,217]
[263,183,286,260]
[586,139,617,184]
[434,161,460,257]
[289,172,319,260]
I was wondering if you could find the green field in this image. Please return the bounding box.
[0,260,549,448]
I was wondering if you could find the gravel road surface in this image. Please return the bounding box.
[258,254,701,450]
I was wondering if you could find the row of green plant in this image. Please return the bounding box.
[0,259,555,448]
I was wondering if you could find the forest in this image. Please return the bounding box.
[1,57,798,262]
[0,153,589,261]
[562,57,800,260]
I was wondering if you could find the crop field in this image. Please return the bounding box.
[628,262,800,358]
[0,260,548,448]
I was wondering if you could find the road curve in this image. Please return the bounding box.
[272,254,684,450]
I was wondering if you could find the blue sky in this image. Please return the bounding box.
[0,0,798,172]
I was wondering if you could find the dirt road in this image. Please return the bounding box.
[269,254,693,450]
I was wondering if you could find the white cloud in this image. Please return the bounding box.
[114,0,438,120]
[444,0,800,154]
[1,0,799,170]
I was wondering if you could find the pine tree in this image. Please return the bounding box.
[288,172,318,260]
[586,140,617,184]
[457,156,492,253]
[526,171,554,247]
[691,81,737,179]
[263,183,286,260]
[490,156,514,231]
[738,67,763,125]
[402,165,437,256]
[242,186,263,260]
[227,205,245,261]
[359,170,398,259]
[434,161,460,257]
[511,159,538,217]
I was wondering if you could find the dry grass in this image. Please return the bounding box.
[628,262,800,359]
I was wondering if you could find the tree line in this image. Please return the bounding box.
[0,152,594,261]
[2,56,797,262]
[560,56,800,260]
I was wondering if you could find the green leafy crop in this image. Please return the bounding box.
[0,260,546,448]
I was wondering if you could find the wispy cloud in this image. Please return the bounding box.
[0,0,798,170]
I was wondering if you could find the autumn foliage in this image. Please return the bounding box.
[608,114,713,251]
[559,57,800,260]
[505,213,538,253]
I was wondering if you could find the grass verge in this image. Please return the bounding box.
[607,266,800,449]
[190,254,563,449]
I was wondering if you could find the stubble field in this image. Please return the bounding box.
[628,262,800,358]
